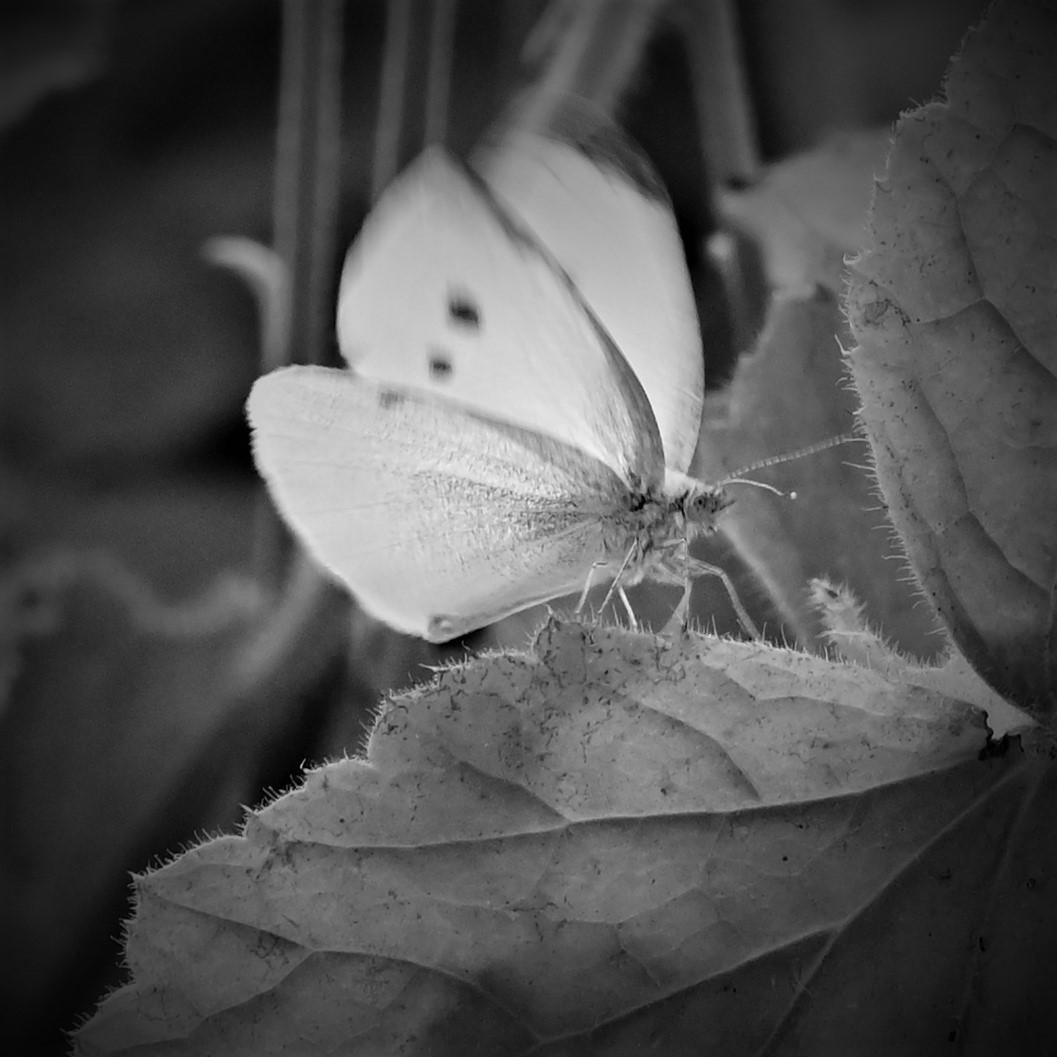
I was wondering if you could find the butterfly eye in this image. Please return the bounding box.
[447,293,481,328]
[688,491,720,517]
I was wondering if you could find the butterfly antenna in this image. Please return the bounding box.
[722,477,791,498]
[718,433,862,485]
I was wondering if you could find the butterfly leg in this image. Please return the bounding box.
[647,548,695,636]
[596,543,638,623]
[678,556,759,639]
[575,562,605,614]
[617,587,639,631]
[576,563,638,630]
[663,574,696,637]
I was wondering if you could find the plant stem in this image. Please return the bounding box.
[272,0,344,369]
[372,0,412,199]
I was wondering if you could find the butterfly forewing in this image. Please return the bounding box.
[335,148,665,490]
[476,98,705,475]
[248,366,629,641]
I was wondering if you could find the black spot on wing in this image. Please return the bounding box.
[447,292,481,328]
[428,349,453,380]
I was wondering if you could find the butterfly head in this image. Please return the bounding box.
[680,483,731,536]
[660,470,731,540]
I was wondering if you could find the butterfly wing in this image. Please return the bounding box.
[247,365,630,641]
[335,147,664,490]
[475,97,705,475]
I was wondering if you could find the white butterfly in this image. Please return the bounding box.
[248,102,747,642]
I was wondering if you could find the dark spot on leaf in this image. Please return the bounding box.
[378,390,404,409]
[448,293,480,328]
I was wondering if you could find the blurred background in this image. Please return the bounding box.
[0,1,988,1051]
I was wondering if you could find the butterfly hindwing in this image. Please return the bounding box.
[248,365,630,640]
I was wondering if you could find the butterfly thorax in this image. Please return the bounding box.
[601,469,730,584]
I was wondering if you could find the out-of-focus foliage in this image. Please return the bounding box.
[847,0,1057,715]
[0,0,116,132]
